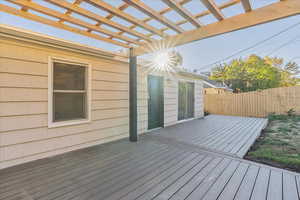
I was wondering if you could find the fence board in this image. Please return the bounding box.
[204,86,300,117]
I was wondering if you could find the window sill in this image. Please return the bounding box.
[48,119,91,128]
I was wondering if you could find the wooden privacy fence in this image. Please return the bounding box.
[204,86,300,118]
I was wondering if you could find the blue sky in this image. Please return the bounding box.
[1,0,299,72]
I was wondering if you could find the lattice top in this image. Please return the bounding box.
[1,0,299,56]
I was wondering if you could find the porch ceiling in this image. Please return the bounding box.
[1,0,300,56]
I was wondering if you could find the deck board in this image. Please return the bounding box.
[282,173,299,200]
[201,160,240,200]
[250,167,270,200]
[152,115,268,158]
[296,176,300,199]
[217,163,249,200]
[185,158,232,200]
[267,170,283,200]
[233,165,260,200]
[0,115,299,200]
[168,157,223,200]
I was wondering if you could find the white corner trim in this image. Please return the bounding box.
[48,56,92,128]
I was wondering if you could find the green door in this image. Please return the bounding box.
[178,81,194,120]
[148,75,164,130]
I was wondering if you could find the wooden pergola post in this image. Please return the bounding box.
[129,48,138,142]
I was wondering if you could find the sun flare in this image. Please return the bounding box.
[144,49,183,75]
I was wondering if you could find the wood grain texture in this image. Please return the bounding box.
[133,0,300,56]
[204,86,300,117]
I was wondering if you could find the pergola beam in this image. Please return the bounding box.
[58,0,82,23]
[85,0,166,37]
[123,0,185,33]
[0,4,130,48]
[200,0,225,21]
[6,0,141,45]
[162,0,202,28]
[144,0,240,39]
[241,0,252,12]
[133,0,300,56]
[45,0,153,42]
[113,0,192,41]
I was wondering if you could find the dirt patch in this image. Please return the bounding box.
[245,115,300,173]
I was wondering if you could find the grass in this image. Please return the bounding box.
[246,114,300,172]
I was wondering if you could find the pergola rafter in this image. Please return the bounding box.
[4,0,142,46]
[241,0,252,12]
[123,0,185,33]
[200,0,225,21]
[58,0,82,23]
[144,0,240,39]
[162,0,202,28]
[113,0,192,41]
[85,0,166,37]
[0,3,131,48]
[44,0,153,42]
[1,0,299,56]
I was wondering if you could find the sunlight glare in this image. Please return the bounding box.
[145,49,182,75]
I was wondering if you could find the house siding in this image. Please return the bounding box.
[0,35,204,169]
[0,37,130,169]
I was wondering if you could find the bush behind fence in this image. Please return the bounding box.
[204,86,300,118]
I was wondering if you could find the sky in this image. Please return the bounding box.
[1,0,299,72]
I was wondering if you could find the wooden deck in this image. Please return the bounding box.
[0,115,299,200]
[152,115,268,158]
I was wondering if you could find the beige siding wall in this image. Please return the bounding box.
[164,77,179,126]
[137,68,148,134]
[194,80,204,118]
[0,38,130,169]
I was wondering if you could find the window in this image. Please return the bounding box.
[48,58,91,127]
[178,81,194,120]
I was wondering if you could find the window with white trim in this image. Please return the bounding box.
[49,58,91,127]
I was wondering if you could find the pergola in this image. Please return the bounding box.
[1,0,300,141]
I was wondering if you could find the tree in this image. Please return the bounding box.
[209,54,300,92]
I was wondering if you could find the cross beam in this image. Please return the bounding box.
[123,0,184,33]
[200,0,225,21]
[161,0,202,28]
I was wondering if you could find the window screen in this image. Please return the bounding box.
[52,62,87,122]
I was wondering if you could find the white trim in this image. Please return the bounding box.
[48,57,92,128]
